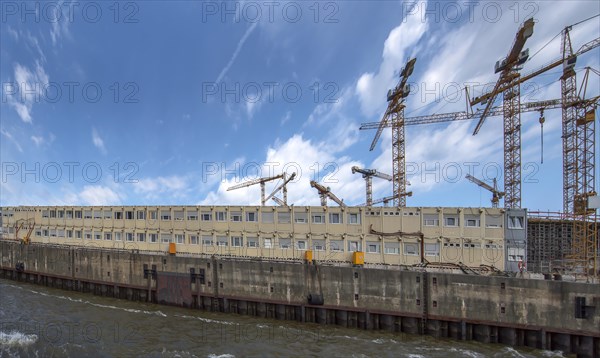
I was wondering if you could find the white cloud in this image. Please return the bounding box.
[215,22,258,83]
[245,98,262,119]
[7,26,19,41]
[133,175,191,200]
[357,1,600,210]
[92,128,107,154]
[0,127,23,153]
[280,111,291,126]
[30,133,55,147]
[49,0,71,46]
[355,1,429,118]
[6,61,49,123]
[200,134,366,206]
[79,185,122,206]
[31,135,44,146]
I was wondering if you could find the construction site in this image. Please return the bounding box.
[355,16,600,279]
[219,15,600,279]
[3,16,600,279]
[1,12,600,357]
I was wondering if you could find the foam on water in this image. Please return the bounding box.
[449,347,484,358]
[500,346,527,357]
[175,314,236,326]
[0,331,38,347]
[21,286,168,317]
[207,354,235,358]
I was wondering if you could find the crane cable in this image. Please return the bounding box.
[539,109,545,164]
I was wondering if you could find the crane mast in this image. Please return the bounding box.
[351,166,393,206]
[265,172,297,206]
[561,27,599,274]
[471,18,534,209]
[368,58,417,208]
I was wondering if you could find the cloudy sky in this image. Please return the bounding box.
[1,0,599,210]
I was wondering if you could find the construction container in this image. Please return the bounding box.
[352,251,364,266]
[305,250,313,263]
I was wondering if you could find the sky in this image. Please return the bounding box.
[1,0,599,211]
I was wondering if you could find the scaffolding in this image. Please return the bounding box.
[527,211,598,276]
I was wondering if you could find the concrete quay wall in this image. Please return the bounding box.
[1,241,598,357]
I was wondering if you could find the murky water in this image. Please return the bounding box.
[0,279,566,357]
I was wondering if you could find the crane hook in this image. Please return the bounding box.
[539,109,545,164]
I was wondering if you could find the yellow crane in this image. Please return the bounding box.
[14,218,34,245]
[367,57,417,207]
[351,166,393,206]
[360,99,560,128]
[465,174,505,208]
[471,25,599,213]
[309,180,346,207]
[470,17,535,209]
[470,17,600,274]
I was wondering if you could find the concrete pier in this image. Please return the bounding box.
[1,241,598,357]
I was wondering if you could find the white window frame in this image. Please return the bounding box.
[404,243,419,256]
[247,237,259,247]
[424,243,440,256]
[174,211,184,221]
[508,216,524,229]
[246,212,257,222]
[444,216,459,227]
[366,242,380,253]
[466,218,480,227]
[263,238,273,249]
[187,211,198,221]
[347,241,361,252]
[329,213,341,224]
[348,213,360,224]
[312,214,325,224]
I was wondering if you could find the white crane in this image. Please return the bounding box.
[227,172,295,206]
[351,166,393,206]
[310,180,346,207]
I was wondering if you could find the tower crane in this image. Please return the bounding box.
[367,57,417,207]
[360,99,561,204]
[465,174,505,208]
[310,180,346,207]
[227,173,292,206]
[264,172,296,206]
[470,28,599,213]
[351,166,393,206]
[469,17,535,209]
[361,193,412,207]
[360,99,561,129]
[468,18,600,274]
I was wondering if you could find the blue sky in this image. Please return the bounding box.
[1,0,599,210]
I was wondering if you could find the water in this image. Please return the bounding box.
[0,279,565,357]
